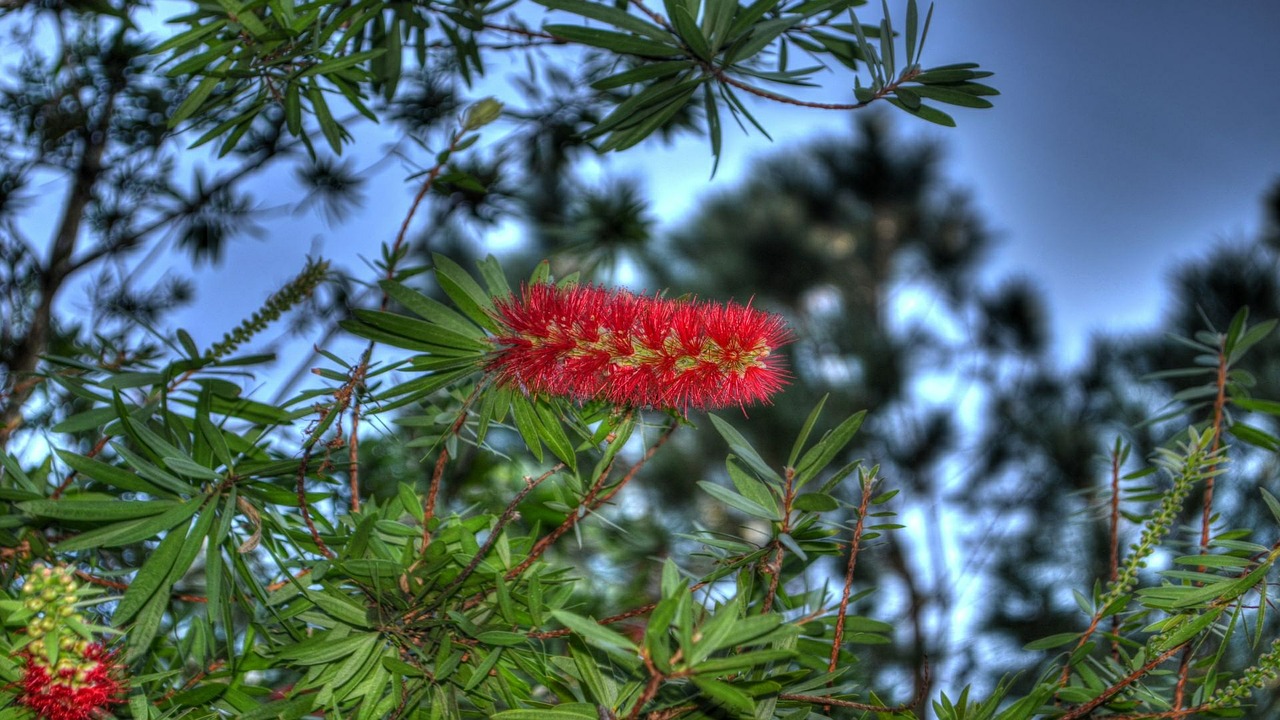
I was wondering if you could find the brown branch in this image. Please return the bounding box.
[628,650,669,720]
[830,474,875,673]
[1058,643,1189,720]
[1202,343,1229,551]
[437,464,563,599]
[505,418,677,581]
[1175,340,1231,709]
[388,128,471,300]
[294,445,335,559]
[349,390,362,513]
[761,466,796,615]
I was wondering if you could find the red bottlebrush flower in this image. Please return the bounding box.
[486,284,790,412]
[15,565,124,720]
[18,644,124,720]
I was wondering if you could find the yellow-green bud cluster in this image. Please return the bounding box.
[20,565,93,676]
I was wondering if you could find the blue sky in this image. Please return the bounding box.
[88,0,1278,371]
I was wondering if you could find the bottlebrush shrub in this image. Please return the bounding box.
[7,255,1280,720]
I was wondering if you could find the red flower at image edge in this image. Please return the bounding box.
[486,284,790,412]
[18,644,123,720]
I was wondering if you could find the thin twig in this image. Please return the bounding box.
[628,650,669,720]
[762,466,796,615]
[830,473,876,673]
[1175,340,1231,708]
[438,464,564,598]
[295,446,334,559]
[1059,643,1189,720]
[783,659,929,714]
[527,579,710,640]
[505,418,677,581]
[349,390,362,513]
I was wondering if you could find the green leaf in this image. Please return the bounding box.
[510,392,545,463]
[432,253,498,331]
[1023,632,1080,651]
[909,84,994,108]
[308,81,345,154]
[698,481,779,521]
[690,676,754,713]
[298,49,386,78]
[792,493,839,512]
[885,97,956,126]
[125,584,169,664]
[726,459,779,516]
[551,610,639,652]
[163,455,225,481]
[1262,489,1280,526]
[598,79,704,151]
[170,69,224,127]
[1229,422,1280,451]
[350,309,488,353]
[476,255,513,300]
[19,499,180,521]
[113,515,192,625]
[476,631,528,647]
[55,498,202,552]
[592,60,690,90]
[709,414,782,483]
[399,483,425,524]
[1234,397,1280,415]
[534,0,671,39]
[492,705,602,719]
[670,5,710,60]
[379,280,484,340]
[302,587,372,629]
[53,449,164,495]
[787,394,828,468]
[904,0,918,65]
[52,407,119,434]
[535,401,577,471]
[693,648,794,674]
[544,25,683,57]
[794,410,865,487]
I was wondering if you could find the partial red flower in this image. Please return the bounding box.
[486,284,790,411]
[15,565,124,720]
[18,644,123,720]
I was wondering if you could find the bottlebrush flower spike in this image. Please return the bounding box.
[486,284,790,412]
[16,565,123,720]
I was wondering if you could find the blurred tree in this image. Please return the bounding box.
[959,177,1280,697]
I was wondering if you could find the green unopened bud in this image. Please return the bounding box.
[462,97,503,131]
